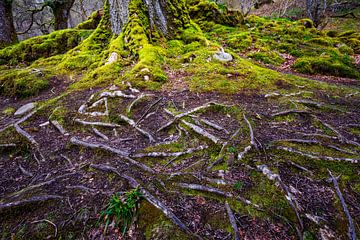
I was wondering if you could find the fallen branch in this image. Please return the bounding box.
[276,146,359,163]
[70,137,154,173]
[90,164,198,238]
[328,170,356,240]
[131,145,208,158]
[32,219,58,237]
[0,195,62,211]
[119,115,155,142]
[225,201,240,240]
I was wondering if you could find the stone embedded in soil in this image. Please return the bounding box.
[106,52,119,65]
[213,51,233,62]
[14,102,36,116]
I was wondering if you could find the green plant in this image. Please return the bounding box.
[99,187,142,235]
[234,181,244,191]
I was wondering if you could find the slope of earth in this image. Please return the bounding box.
[0,4,360,240]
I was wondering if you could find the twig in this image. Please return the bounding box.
[127,94,154,113]
[50,120,68,136]
[32,219,58,237]
[328,170,356,240]
[225,201,240,240]
[14,124,38,146]
[0,144,16,148]
[19,165,33,177]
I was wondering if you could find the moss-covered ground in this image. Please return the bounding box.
[0,1,359,239]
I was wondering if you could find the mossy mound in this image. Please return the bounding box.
[293,54,360,79]
[0,29,93,66]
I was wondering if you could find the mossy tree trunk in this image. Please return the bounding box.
[49,0,76,30]
[0,0,16,47]
[108,0,190,37]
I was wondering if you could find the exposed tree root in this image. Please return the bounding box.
[135,97,163,126]
[257,165,304,237]
[276,146,359,163]
[225,201,240,240]
[19,165,33,177]
[127,93,154,113]
[158,102,230,132]
[70,137,154,173]
[181,120,221,144]
[119,114,155,142]
[328,170,357,240]
[238,114,257,161]
[75,119,121,128]
[99,91,135,99]
[92,127,109,141]
[0,195,62,212]
[50,120,68,136]
[89,164,198,238]
[131,145,208,158]
[0,143,16,148]
[191,116,229,134]
[271,110,309,117]
[14,124,38,146]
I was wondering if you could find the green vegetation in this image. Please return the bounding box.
[99,188,142,235]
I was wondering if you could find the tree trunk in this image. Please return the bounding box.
[51,0,76,30]
[0,0,16,47]
[108,0,190,37]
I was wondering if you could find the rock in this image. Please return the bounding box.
[140,68,150,73]
[106,52,118,65]
[213,50,233,62]
[144,75,150,81]
[14,102,36,116]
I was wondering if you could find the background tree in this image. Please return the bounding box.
[0,0,17,47]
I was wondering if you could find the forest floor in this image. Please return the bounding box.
[0,14,360,240]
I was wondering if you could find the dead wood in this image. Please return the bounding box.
[0,195,62,212]
[70,137,154,173]
[225,201,240,240]
[276,146,359,163]
[158,102,230,132]
[92,127,109,141]
[119,114,155,142]
[191,116,229,134]
[328,170,356,240]
[14,124,38,146]
[90,164,198,238]
[131,145,208,158]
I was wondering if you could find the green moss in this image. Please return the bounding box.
[2,107,15,115]
[293,54,359,79]
[0,68,51,97]
[49,106,68,125]
[227,32,252,51]
[76,10,102,30]
[181,21,208,46]
[0,29,93,66]
[247,50,284,66]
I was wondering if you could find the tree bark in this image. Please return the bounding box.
[50,0,76,30]
[0,0,16,47]
[109,0,190,37]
